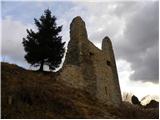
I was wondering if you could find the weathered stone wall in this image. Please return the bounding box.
[58,65,86,89]
[59,16,122,106]
[64,16,88,66]
[102,37,122,104]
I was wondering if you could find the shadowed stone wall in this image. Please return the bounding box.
[102,37,122,105]
[59,16,122,106]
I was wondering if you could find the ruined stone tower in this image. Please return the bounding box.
[59,16,122,106]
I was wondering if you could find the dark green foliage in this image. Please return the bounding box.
[131,95,140,105]
[145,100,159,108]
[22,9,65,71]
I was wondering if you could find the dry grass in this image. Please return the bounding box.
[1,62,159,119]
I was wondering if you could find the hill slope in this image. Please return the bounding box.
[1,62,159,119]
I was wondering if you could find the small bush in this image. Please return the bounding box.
[131,95,140,105]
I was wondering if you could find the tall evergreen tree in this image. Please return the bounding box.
[22,9,65,71]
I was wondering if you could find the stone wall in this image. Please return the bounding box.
[59,16,122,106]
[102,37,122,104]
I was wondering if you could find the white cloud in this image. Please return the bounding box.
[117,59,159,100]
[2,16,33,68]
[122,80,160,100]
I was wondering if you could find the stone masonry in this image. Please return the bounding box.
[58,16,122,106]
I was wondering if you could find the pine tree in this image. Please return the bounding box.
[22,9,65,72]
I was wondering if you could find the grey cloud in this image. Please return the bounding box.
[130,44,159,83]
[77,1,159,83]
[115,1,159,83]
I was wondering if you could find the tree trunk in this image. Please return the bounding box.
[39,60,44,72]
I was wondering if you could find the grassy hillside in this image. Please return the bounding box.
[1,62,159,119]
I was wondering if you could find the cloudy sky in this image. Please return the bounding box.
[1,0,159,99]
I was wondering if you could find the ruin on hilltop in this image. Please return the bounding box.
[58,16,122,106]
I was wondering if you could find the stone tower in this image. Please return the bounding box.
[59,16,122,106]
[102,37,122,105]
